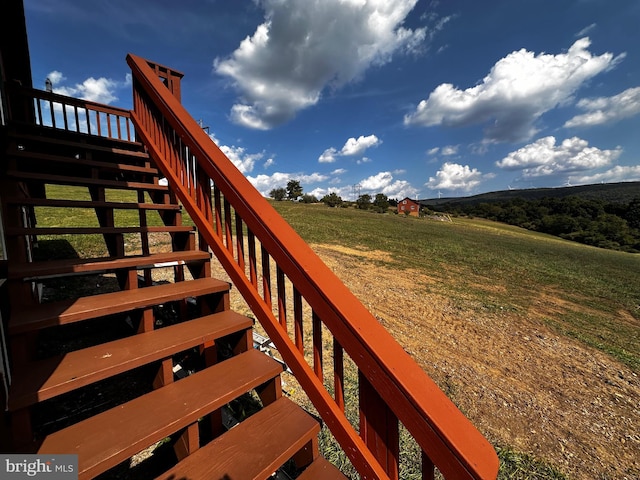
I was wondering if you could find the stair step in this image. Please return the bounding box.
[8,310,253,410]
[9,131,148,158]
[3,197,181,211]
[297,457,348,479]
[6,170,167,191]
[8,149,159,175]
[5,225,194,237]
[9,277,229,335]
[9,250,210,280]
[156,396,322,480]
[38,349,284,480]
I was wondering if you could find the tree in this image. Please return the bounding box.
[286,180,303,201]
[356,194,371,210]
[321,192,343,207]
[373,193,390,213]
[301,194,318,203]
[269,187,286,201]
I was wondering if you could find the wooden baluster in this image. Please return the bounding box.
[248,230,258,289]
[62,103,69,130]
[235,215,245,271]
[422,452,435,480]
[293,287,303,354]
[85,107,92,135]
[96,110,101,136]
[313,311,323,381]
[276,266,287,331]
[261,245,272,309]
[213,186,223,239]
[49,99,55,128]
[224,198,233,254]
[107,113,113,138]
[334,338,345,411]
[359,371,399,480]
[74,105,80,133]
[116,114,122,140]
[35,98,43,125]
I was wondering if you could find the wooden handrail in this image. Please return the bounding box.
[127,53,499,480]
[5,84,134,142]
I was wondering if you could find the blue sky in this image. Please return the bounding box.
[23,0,640,200]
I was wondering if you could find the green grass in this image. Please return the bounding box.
[271,201,640,373]
[30,187,637,478]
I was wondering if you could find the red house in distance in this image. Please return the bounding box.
[397,197,421,216]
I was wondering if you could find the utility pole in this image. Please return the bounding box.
[352,183,361,201]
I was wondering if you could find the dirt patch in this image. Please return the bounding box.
[310,243,640,480]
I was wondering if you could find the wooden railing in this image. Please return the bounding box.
[5,84,134,142]
[127,52,499,480]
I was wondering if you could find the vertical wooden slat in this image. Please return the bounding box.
[276,266,287,331]
[62,103,69,130]
[74,105,80,133]
[85,107,92,135]
[213,186,223,238]
[49,100,55,128]
[116,115,122,139]
[106,113,113,138]
[235,215,245,271]
[261,245,272,308]
[96,110,102,136]
[422,452,436,480]
[293,286,303,354]
[334,338,345,411]
[224,198,233,254]
[359,371,400,480]
[35,98,43,126]
[248,230,258,289]
[313,311,323,381]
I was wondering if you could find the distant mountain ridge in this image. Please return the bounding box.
[420,181,640,207]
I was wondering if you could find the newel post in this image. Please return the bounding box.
[145,60,184,103]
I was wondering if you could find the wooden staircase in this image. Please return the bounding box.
[0,125,346,479]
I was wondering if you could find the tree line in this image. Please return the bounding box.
[432,196,640,252]
[269,180,392,212]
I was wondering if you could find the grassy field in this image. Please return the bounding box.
[270,201,640,373]
[31,187,639,478]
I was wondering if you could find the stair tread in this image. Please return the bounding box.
[38,349,283,480]
[156,396,321,480]
[9,277,230,334]
[9,130,147,157]
[5,225,194,236]
[8,149,158,174]
[9,250,210,280]
[8,310,252,410]
[297,457,348,480]
[3,197,180,211]
[6,170,167,191]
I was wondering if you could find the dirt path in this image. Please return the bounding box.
[307,244,639,480]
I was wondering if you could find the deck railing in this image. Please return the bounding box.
[5,84,134,142]
[125,52,498,480]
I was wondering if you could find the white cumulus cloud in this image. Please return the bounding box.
[404,37,625,142]
[247,171,329,196]
[319,134,381,163]
[496,136,622,179]
[214,0,429,129]
[359,171,418,198]
[47,70,131,104]
[426,162,483,192]
[564,86,640,128]
[569,165,640,185]
[209,133,271,175]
